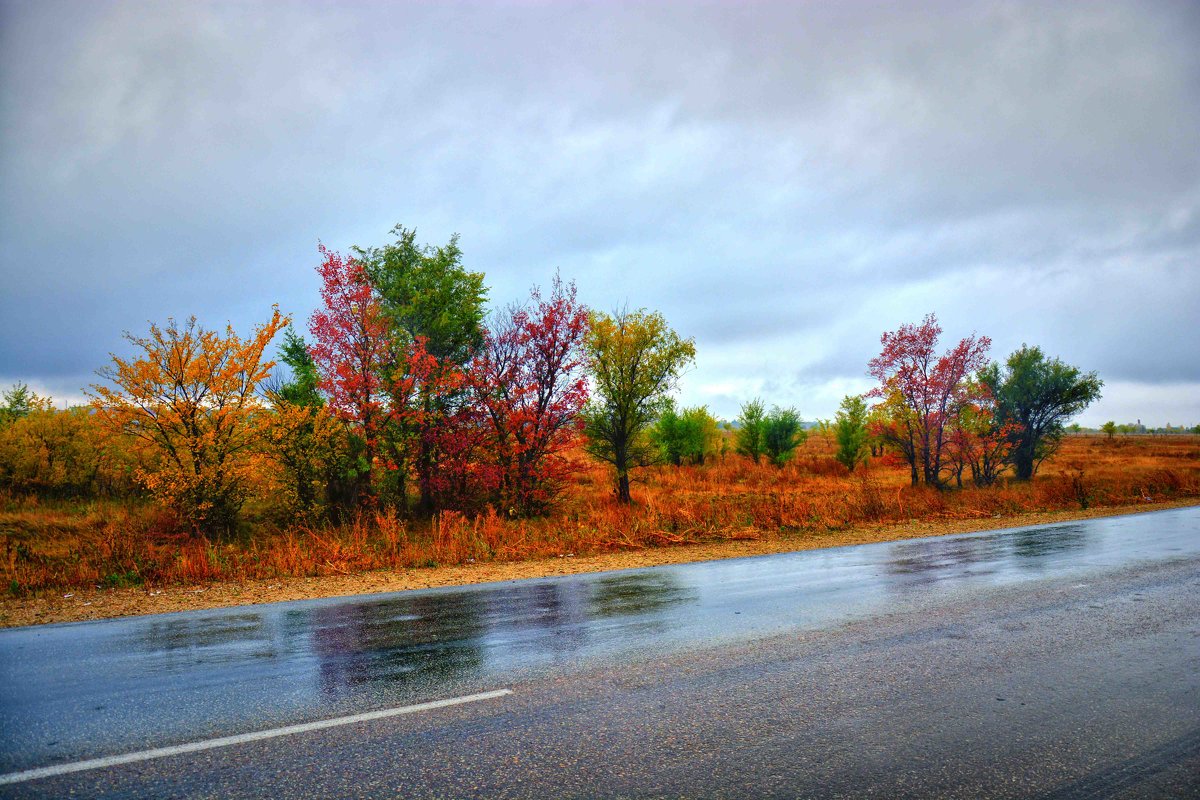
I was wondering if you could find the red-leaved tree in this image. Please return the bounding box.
[308,243,392,505]
[944,382,1015,488]
[384,335,484,513]
[469,276,590,516]
[868,314,991,488]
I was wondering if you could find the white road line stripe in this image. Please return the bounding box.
[0,688,513,786]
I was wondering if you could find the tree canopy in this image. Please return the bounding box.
[88,310,287,535]
[735,399,767,464]
[583,308,695,503]
[979,345,1102,479]
[868,313,991,488]
[355,224,487,365]
[650,401,719,466]
[761,406,806,467]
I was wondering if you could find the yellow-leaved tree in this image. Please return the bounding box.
[88,309,287,536]
[582,309,695,503]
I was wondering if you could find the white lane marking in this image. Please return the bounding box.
[0,688,512,785]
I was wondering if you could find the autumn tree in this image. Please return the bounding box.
[945,387,1012,487]
[736,399,767,464]
[469,276,590,515]
[89,310,287,535]
[386,335,475,511]
[865,403,889,458]
[583,309,696,503]
[308,243,392,506]
[868,314,991,488]
[263,402,346,521]
[0,385,55,490]
[0,406,121,498]
[833,394,870,472]
[356,224,488,513]
[979,345,1102,480]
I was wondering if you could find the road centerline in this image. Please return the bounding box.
[0,688,513,786]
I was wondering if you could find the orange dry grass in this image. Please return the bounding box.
[2,434,1197,593]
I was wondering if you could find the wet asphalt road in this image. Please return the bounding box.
[1,507,1198,798]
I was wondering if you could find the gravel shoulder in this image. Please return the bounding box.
[3,498,1197,629]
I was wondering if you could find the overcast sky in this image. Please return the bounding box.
[2,0,1197,426]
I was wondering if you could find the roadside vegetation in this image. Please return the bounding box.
[2,225,1197,595]
[3,433,1196,596]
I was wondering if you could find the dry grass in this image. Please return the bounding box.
[3,434,1198,595]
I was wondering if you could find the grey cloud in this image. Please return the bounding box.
[1,0,1197,423]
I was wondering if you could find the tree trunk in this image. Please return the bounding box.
[617,472,631,504]
[1014,452,1035,480]
[417,391,438,514]
[417,435,435,513]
